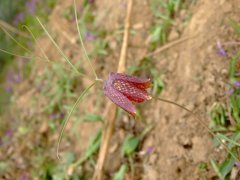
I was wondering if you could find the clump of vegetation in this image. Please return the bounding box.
[0,0,57,113]
[209,19,240,179]
[148,0,194,49]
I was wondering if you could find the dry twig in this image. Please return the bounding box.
[147,34,197,57]
[93,0,133,179]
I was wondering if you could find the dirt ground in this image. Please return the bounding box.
[96,0,240,179]
[1,0,240,179]
[142,0,239,179]
[94,0,240,179]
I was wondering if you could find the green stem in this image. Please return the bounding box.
[73,0,98,80]
[57,81,98,160]
[36,17,82,76]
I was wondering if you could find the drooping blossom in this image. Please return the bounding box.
[103,72,152,116]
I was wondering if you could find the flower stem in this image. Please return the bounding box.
[73,0,98,80]
[57,81,98,160]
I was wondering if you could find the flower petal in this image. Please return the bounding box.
[110,72,151,84]
[104,81,136,115]
[110,72,152,91]
[112,79,152,102]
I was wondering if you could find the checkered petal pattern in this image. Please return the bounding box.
[103,72,152,115]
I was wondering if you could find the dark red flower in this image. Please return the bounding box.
[103,72,152,116]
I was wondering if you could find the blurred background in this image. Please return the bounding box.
[0,0,240,179]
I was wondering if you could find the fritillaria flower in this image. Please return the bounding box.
[103,72,152,116]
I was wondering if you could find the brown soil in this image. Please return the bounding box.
[1,0,240,179]
[142,1,240,179]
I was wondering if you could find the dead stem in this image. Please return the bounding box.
[93,0,133,179]
[147,34,197,57]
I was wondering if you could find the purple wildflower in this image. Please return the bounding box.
[226,88,234,96]
[58,112,65,119]
[5,130,13,137]
[233,80,240,88]
[6,72,14,83]
[6,71,22,84]
[216,41,227,56]
[50,112,65,120]
[217,49,227,56]
[13,13,24,25]
[50,113,56,120]
[6,86,13,94]
[84,32,96,41]
[16,73,22,83]
[26,0,37,14]
[22,174,28,180]
[235,161,240,168]
[146,146,154,154]
[103,72,152,116]
[5,72,14,93]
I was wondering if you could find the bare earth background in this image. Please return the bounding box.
[1,0,240,179]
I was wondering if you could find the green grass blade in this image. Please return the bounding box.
[229,56,237,82]
[1,25,53,63]
[83,113,104,123]
[0,26,32,54]
[210,160,223,179]
[113,164,128,180]
[36,17,81,75]
[22,25,50,61]
[56,81,97,160]
[217,133,240,147]
[22,25,86,76]
[0,48,37,60]
[219,155,235,179]
[229,19,240,35]
[73,0,98,80]
[122,135,140,156]
[0,19,30,38]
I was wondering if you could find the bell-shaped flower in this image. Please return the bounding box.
[103,72,152,116]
